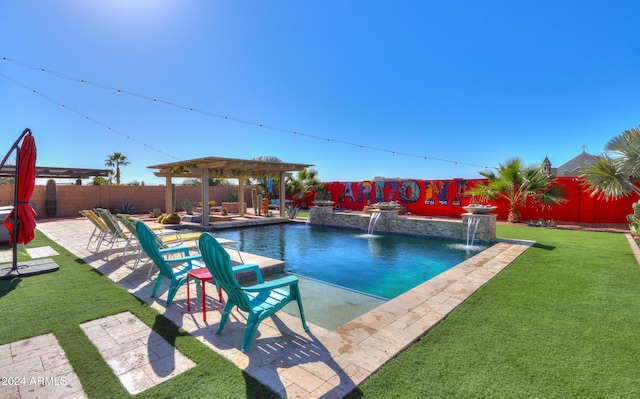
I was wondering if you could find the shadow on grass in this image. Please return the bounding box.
[0,276,21,299]
[532,242,556,251]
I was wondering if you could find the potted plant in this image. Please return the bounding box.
[312,186,334,207]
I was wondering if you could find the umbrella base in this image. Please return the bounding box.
[0,258,59,280]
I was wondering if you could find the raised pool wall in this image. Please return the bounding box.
[307,207,497,243]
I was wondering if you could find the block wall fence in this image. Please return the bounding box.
[322,177,640,225]
[0,184,253,218]
[0,176,638,224]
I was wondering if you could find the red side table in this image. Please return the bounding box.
[187,268,222,322]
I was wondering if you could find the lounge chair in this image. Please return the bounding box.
[198,232,308,352]
[115,214,190,269]
[79,209,109,252]
[136,220,205,306]
[93,208,133,259]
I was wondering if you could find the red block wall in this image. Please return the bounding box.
[324,177,638,224]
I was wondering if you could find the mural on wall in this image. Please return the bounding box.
[323,176,638,224]
[424,181,450,206]
[335,180,463,207]
[398,180,421,203]
[452,180,470,206]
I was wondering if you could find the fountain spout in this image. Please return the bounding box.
[466,215,481,246]
[368,211,382,234]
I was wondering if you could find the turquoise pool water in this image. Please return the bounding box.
[217,223,489,300]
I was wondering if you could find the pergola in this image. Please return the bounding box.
[0,165,110,182]
[148,156,314,227]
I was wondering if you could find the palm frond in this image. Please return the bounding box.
[581,154,639,200]
[606,127,640,178]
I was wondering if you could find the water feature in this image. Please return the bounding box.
[466,215,481,246]
[367,211,382,234]
[306,206,317,224]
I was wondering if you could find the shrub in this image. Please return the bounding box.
[158,213,181,224]
[181,199,198,215]
[116,200,135,214]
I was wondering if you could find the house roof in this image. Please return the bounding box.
[148,156,314,179]
[554,151,598,175]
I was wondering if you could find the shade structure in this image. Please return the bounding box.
[4,133,37,245]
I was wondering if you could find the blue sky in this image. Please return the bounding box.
[1,1,639,185]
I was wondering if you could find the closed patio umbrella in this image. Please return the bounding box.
[5,133,37,246]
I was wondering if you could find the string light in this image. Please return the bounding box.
[0,72,176,159]
[1,57,498,170]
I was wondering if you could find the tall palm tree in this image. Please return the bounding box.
[582,126,640,200]
[104,152,130,185]
[467,157,566,223]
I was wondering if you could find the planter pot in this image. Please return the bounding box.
[463,205,497,214]
[312,200,335,207]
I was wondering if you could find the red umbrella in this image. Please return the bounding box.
[4,133,37,245]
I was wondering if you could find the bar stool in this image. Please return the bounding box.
[187,268,222,322]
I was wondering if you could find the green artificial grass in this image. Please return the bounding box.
[348,226,640,398]
[0,232,280,399]
[4,225,639,398]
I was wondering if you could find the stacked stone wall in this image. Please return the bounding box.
[308,206,497,243]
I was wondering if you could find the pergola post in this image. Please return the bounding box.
[238,178,245,216]
[165,174,173,214]
[201,168,210,227]
[279,172,286,217]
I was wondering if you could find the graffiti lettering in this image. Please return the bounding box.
[387,181,399,202]
[399,180,420,203]
[360,181,373,204]
[375,181,385,202]
[424,181,450,206]
[341,183,356,203]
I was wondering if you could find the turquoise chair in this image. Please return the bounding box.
[136,220,204,306]
[198,232,309,352]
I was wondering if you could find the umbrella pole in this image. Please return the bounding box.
[11,148,20,272]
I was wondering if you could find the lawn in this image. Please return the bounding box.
[347,225,640,398]
[1,224,638,398]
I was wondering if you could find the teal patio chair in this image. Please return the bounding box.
[136,220,204,306]
[198,232,309,352]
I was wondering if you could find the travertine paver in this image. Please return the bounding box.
[79,311,196,395]
[34,217,534,398]
[25,246,59,259]
[0,246,59,263]
[0,333,86,399]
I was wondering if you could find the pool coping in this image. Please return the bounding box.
[33,218,533,398]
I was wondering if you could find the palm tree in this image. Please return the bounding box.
[467,157,566,223]
[287,168,321,198]
[104,152,130,185]
[582,126,640,200]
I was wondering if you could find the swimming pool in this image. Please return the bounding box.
[216,223,489,300]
